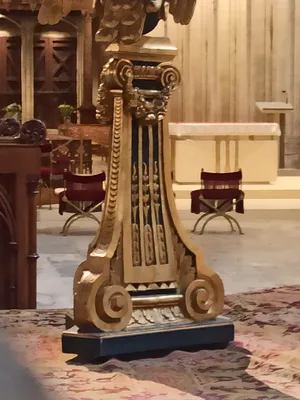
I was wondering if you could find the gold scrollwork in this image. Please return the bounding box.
[153,162,167,264]
[74,269,133,332]
[96,59,133,124]
[115,59,134,88]
[110,236,124,286]
[172,232,196,290]
[127,63,181,124]
[96,58,181,125]
[142,162,155,265]
[184,278,221,321]
[159,63,181,89]
[96,60,114,124]
[97,94,123,248]
[132,65,161,80]
[74,31,225,334]
[131,163,141,266]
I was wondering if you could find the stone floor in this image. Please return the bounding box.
[37,206,300,309]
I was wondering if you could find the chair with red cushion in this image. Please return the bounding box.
[191,169,245,235]
[39,142,74,210]
[58,172,106,235]
[39,142,53,208]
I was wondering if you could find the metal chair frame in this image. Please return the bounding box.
[192,169,244,235]
[192,196,244,235]
[59,172,106,236]
[60,197,104,236]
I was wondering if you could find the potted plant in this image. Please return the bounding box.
[2,103,22,120]
[58,103,75,124]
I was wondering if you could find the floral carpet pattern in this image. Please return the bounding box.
[0,286,299,400]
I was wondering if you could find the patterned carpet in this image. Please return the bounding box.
[0,286,299,400]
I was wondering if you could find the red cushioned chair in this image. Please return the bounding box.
[39,142,74,210]
[58,171,106,236]
[191,169,245,235]
[39,142,54,208]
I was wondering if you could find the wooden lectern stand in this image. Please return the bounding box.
[256,102,294,169]
[61,2,234,361]
[0,119,46,309]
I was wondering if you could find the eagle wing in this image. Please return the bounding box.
[95,0,146,43]
[168,0,197,25]
[38,0,197,38]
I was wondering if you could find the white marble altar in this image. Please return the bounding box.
[169,123,281,184]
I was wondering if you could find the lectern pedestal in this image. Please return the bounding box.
[61,36,234,360]
[51,2,235,361]
[256,102,294,169]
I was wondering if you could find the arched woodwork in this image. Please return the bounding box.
[0,16,21,118]
[34,20,77,129]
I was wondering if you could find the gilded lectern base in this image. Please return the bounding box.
[62,317,234,361]
[61,35,234,362]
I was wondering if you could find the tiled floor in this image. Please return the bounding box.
[37,205,300,309]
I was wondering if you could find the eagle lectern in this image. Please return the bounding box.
[61,0,234,359]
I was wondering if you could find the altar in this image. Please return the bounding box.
[169,123,281,184]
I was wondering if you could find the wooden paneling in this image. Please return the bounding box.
[0,144,40,309]
[34,37,77,129]
[0,36,21,116]
[157,0,300,165]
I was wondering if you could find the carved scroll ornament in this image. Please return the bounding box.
[73,43,224,333]
[0,119,46,144]
[96,58,181,125]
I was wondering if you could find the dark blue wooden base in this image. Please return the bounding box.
[62,317,234,362]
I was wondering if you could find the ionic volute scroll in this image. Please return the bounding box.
[96,58,181,125]
[96,58,134,124]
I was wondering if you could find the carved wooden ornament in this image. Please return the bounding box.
[72,8,224,331]
[38,0,225,332]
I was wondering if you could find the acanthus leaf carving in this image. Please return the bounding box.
[128,306,186,328]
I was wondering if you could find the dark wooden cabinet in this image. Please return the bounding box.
[0,119,45,309]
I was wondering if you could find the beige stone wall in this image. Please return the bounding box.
[151,0,300,167]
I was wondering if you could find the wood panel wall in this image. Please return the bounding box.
[152,0,300,166]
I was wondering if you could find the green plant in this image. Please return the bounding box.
[2,103,22,112]
[1,103,22,120]
[58,103,75,118]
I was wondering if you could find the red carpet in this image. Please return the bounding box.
[0,286,299,399]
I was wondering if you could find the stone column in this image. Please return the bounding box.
[78,12,96,124]
[20,19,35,123]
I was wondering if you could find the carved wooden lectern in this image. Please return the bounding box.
[0,118,46,309]
[62,0,234,359]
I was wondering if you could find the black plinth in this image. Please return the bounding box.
[62,317,234,361]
